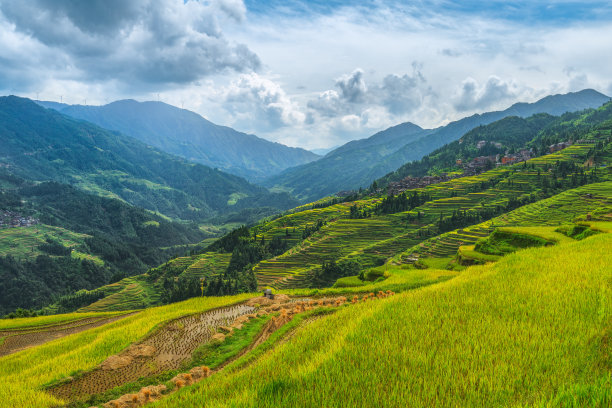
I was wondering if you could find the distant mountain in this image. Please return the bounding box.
[37,99,320,182]
[0,96,298,220]
[264,89,610,202]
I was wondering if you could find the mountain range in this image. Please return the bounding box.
[37,99,320,182]
[263,89,610,202]
[0,96,297,221]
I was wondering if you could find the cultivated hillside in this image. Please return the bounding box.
[0,172,208,315]
[265,89,610,202]
[39,99,320,182]
[55,101,612,313]
[0,95,610,408]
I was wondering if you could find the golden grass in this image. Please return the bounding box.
[0,311,124,331]
[151,233,612,407]
[0,294,253,407]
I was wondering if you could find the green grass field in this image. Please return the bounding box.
[149,233,612,408]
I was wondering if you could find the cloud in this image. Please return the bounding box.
[214,0,247,22]
[378,63,432,115]
[440,48,462,57]
[453,76,518,111]
[306,90,343,117]
[306,64,434,126]
[335,69,368,103]
[0,0,259,91]
[219,73,305,131]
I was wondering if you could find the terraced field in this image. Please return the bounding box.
[50,304,254,402]
[0,312,132,357]
[400,181,612,263]
[255,216,408,288]
[140,233,612,408]
[79,278,159,312]
[0,224,91,260]
[180,253,232,280]
[76,253,233,312]
[253,138,608,288]
[252,198,382,247]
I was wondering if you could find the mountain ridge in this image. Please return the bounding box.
[0,96,298,221]
[263,89,610,201]
[37,99,320,182]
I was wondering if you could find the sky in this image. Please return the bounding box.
[1,0,611,151]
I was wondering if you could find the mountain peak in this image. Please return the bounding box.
[37,97,319,182]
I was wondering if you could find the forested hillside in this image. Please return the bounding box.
[39,99,320,182]
[0,96,298,221]
[0,172,209,314]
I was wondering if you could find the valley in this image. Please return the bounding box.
[1,93,610,408]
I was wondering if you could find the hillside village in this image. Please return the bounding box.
[0,210,39,228]
[385,140,574,195]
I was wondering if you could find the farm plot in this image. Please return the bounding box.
[255,217,407,288]
[0,224,91,260]
[399,181,612,263]
[48,304,254,402]
[180,253,232,280]
[0,313,132,357]
[78,279,157,312]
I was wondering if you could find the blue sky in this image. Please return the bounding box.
[0,0,611,149]
[245,0,612,23]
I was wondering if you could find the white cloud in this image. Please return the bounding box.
[335,69,368,103]
[0,0,258,91]
[453,76,520,112]
[2,0,612,151]
[218,73,305,132]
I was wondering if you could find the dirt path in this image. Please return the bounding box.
[49,304,254,402]
[0,314,136,357]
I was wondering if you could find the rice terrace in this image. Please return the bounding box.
[1,1,612,407]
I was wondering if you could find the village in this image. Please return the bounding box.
[0,210,39,229]
[385,140,574,195]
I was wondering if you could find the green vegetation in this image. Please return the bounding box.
[150,233,612,408]
[474,228,554,255]
[265,89,609,202]
[1,95,611,407]
[43,99,319,183]
[0,96,298,221]
[0,294,253,408]
[0,176,208,314]
[400,181,611,265]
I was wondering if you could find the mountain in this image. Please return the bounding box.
[0,96,298,221]
[264,89,610,202]
[38,99,320,182]
[0,171,208,314]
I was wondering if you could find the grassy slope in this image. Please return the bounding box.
[0,294,253,407]
[253,138,608,288]
[402,181,612,262]
[152,233,612,408]
[75,252,233,312]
